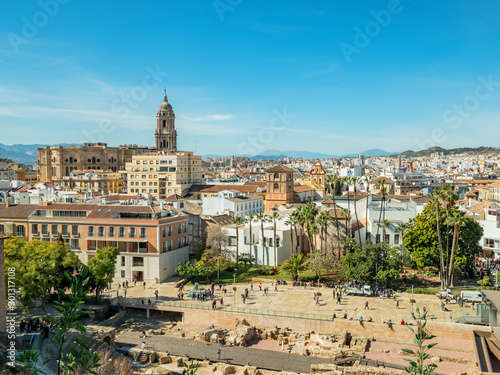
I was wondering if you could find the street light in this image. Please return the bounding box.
[317,277,320,311]
[233,269,237,304]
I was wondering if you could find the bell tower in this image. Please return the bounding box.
[155,90,177,151]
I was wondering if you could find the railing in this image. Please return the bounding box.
[119,297,333,321]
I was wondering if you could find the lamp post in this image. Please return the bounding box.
[233,269,237,304]
[317,277,320,311]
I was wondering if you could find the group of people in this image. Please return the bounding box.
[20,318,55,339]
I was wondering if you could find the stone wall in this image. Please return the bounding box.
[143,305,492,341]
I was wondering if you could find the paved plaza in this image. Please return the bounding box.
[112,278,476,324]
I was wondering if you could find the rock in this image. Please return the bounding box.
[149,352,157,363]
[159,355,172,364]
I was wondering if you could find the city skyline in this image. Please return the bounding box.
[2,1,500,156]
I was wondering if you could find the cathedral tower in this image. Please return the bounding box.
[155,91,177,151]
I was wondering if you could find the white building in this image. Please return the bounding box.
[476,204,500,259]
[223,213,302,267]
[202,190,264,218]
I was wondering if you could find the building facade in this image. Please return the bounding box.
[202,190,264,218]
[264,165,296,211]
[37,143,146,183]
[123,151,202,198]
[0,201,189,282]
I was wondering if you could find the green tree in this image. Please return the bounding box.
[5,238,79,314]
[17,264,102,375]
[403,204,483,284]
[444,210,467,287]
[281,253,307,281]
[333,177,342,196]
[308,250,326,277]
[238,253,255,272]
[176,262,196,277]
[230,216,243,264]
[255,213,270,269]
[402,308,438,375]
[270,211,280,266]
[284,213,298,255]
[87,246,119,299]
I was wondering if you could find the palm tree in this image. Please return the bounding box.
[344,176,352,226]
[442,184,459,266]
[285,214,298,255]
[297,202,318,253]
[317,210,332,253]
[379,219,390,244]
[309,223,320,251]
[340,208,350,255]
[270,211,280,267]
[444,210,467,288]
[231,216,243,264]
[430,190,446,289]
[363,175,375,241]
[351,177,363,244]
[245,213,254,260]
[376,178,388,237]
[281,253,307,282]
[326,174,335,195]
[395,222,409,253]
[256,213,270,270]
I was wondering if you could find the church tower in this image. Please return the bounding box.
[155,91,177,152]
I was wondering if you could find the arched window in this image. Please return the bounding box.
[69,157,73,163]
[273,183,279,191]
[92,157,96,164]
[163,120,166,127]
[274,173,279,180]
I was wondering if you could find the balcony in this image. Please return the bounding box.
[42,232,49,237]
[32,232,39,237]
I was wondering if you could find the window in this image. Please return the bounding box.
[178,238,182,248]
[129,228,136,238]
[42,224,48,235]
[177,224,182,234]
[168,240,173,251]
[121,256,125,267]
[62,225,68,236]
[162,227,167,238]
[140,228,147,238]
[88,226,95,237]
[17,226,24,237]
[0,224,3,234]
[394,234,400,245]
[376,234,381,244]
[32,224,38,235]
[132,257,144,267]
[119,227,125,237]
[109,227,115,237]
[183,222,187,233]
[121,270,126,278]
[162,242,167,252]
[52,225,58,236]
[72,225,78,236]
[168,226,172,236]
[273,183,279,191]
[229,236,237,246]
[98,226,105,237]
[385,234,390,243]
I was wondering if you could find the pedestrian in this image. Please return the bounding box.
[449,313,453,323]
[124,290,127,298]
[212,300,216,309]
[396,300,399,309]
[155,290,159,299]
[220,298,223,305]
[217,348,221,359]
[275,284,278,292]
[259,283,262,291]
[364,301,369,310]
[134,280,137,287]
[143,281,146,289]
[141,341,146,349]
[472,301,475,310]
[251,284,253,291]
[332,313,336,321]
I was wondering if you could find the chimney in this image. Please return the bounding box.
[6,200,10,208]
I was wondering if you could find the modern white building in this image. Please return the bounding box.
[222,213,302,267]
[202,190,264,218]
[476,203,500,259]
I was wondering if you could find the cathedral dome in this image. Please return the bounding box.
[159,95,173,111]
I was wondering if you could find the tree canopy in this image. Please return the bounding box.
[403,204,483,269]
[87,246,120,299]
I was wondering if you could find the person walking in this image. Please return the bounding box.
[364,301,369,310]
[155,290,159,300]
[217,348,221,360]
[124,290,127,298]
[396,300,399,309]
[143,281,146,289]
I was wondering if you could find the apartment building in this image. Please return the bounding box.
[202,190,264,218]
[123,151,202,198]
[0,201,190,282]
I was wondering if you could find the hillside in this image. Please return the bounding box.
[397,146,500,158]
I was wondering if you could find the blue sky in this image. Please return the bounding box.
[1,1,500,156]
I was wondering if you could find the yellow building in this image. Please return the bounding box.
[124,151,202,199]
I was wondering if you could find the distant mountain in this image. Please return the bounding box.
[203,148,396,160]
[397,146,500,158]
[0,143,82,164]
